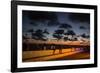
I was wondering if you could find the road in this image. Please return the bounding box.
[23,48,90,62]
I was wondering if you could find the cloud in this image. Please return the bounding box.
[23,10,58,26]
[47,20,60,26]
[69,13,90,24]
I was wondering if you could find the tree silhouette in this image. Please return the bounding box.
[81,33,90,39]
[43,29,49,34]
[28,29,34,33]
[53,29,64,41]
[27,29,34,39]
[31,29,48,41]
[64,30,76,41]
[52,29,64,54]
[80,33,90,44]
[80,26,86,30]
[33,29,44,40]
[65,30,75,36]
[27,28,49,41]
[59,23,72,29]
[63,37,69,41]
[23,33,28,40]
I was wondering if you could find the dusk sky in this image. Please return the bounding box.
[22,10,90,40]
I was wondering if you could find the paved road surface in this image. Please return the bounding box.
[23,50,89,62]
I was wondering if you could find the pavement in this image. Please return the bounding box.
[23,49,90,62]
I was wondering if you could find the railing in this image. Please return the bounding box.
[23,42,90,54]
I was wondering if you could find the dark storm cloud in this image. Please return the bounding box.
[30,21,38,26]
[23,10,59,26]
[22,10,90,40]
[69,13,90,24]
[47,20,60,26]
